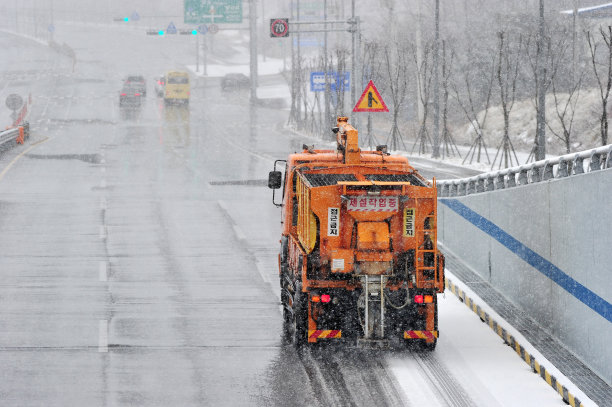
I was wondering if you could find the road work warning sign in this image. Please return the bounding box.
[353,80,388,112]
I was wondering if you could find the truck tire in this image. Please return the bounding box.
[291,282,308,347]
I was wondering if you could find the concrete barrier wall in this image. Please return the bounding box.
[438,168,612,385]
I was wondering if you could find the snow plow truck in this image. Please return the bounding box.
[268,117,444,349]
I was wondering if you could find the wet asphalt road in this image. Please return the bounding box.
[0,24,570,407]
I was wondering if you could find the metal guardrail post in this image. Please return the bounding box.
[589,152,601,171]
[542,161,554,181]
[476,178,485,193]
[557,159,569,178]
[518,169,528,185]
[495,173,505,190]
[530,165,541,183]
[574,156,584,174]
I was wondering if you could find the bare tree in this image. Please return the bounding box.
[383,43,410,151]
[412,41,435,155]
[548,71,583,154]
[586,26,612,146]
[524,29,568,162]
[492,31,522,169]
[439,41,461,158]
[453,54,496,165]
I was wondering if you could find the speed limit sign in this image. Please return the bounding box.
[270,18,289,38]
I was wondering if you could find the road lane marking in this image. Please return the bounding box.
[0,137,50,182]
[98,320,108,352]
[99,225,106,239]
[100,179,106,188]
[100,197,107,210]
[99,261,108,282]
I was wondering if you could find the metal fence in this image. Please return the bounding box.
[0,122,30,151]
[438,144,612,197]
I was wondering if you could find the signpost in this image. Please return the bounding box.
[166,22,177,34]
[353,81,388,112]
[184,0,243,24]
[208,24,219,34]
[270,18,289,38]
[310,72,350,92]
[6,94,23,123]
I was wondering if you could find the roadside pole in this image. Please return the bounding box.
[249,0,258,104]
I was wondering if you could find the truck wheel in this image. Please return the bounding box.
[291,282,308,347]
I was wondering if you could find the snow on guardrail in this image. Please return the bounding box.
[438,144,612,197]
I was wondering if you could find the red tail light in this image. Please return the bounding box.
[414,295,424,304]
[321,294,331,303]
[135,93,141,96]
[120,93,126,96]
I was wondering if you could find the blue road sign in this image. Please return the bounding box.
[131,11,140,21]
[198,24,208,34]
[47,24,55,33]
[167,22,177,34]
[294,37,321,47]
[310,72,350,92]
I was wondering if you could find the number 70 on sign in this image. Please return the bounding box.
[270,18,289,37]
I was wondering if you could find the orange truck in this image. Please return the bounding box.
[268,117,445,348]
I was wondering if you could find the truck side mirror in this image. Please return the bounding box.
[268,171,282,189]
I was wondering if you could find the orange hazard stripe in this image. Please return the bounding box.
[308,330,342,339]
[404,330,438,339]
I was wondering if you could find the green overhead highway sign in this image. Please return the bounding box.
[184,0,242,24]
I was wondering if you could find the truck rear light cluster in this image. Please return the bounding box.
[312,294,332,303]
[414,295,434,304]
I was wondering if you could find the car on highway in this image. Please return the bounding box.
[119,84,143,107]
[221,73,250,91]
[163,71,190,105]
[124,75,146,97]
[154,76,165,97]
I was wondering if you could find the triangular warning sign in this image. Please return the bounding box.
[353,80,388,112]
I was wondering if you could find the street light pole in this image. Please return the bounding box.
[536,0,546,160]
[249,0,258,104]
[432,0,441,158]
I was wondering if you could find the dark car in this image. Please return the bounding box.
[124,75,146,96]
[221,73,250,91]
[119,85,143,107]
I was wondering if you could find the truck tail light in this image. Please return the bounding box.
[311,296,320,302]
[414,295,424,303]
[321,294,331,303]
[424,295,434,303]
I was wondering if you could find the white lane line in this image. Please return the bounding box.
[99,261,108,282]
[232,224,247,241]
[101,167,106,173]
[98,320,108,352]
[100,179,106,188]
[99,225,106,239]
[100,197,107,210]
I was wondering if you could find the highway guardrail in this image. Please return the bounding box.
[438,144,612,197]
[0,122,30,150]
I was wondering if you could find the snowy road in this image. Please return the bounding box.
[0,26,574,406]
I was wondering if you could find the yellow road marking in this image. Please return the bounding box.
[0,137,50,182]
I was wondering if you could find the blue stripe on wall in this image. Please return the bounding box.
[440,198,612,324]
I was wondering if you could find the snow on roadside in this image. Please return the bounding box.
[443,268,597,407]
[387,279,588,406]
